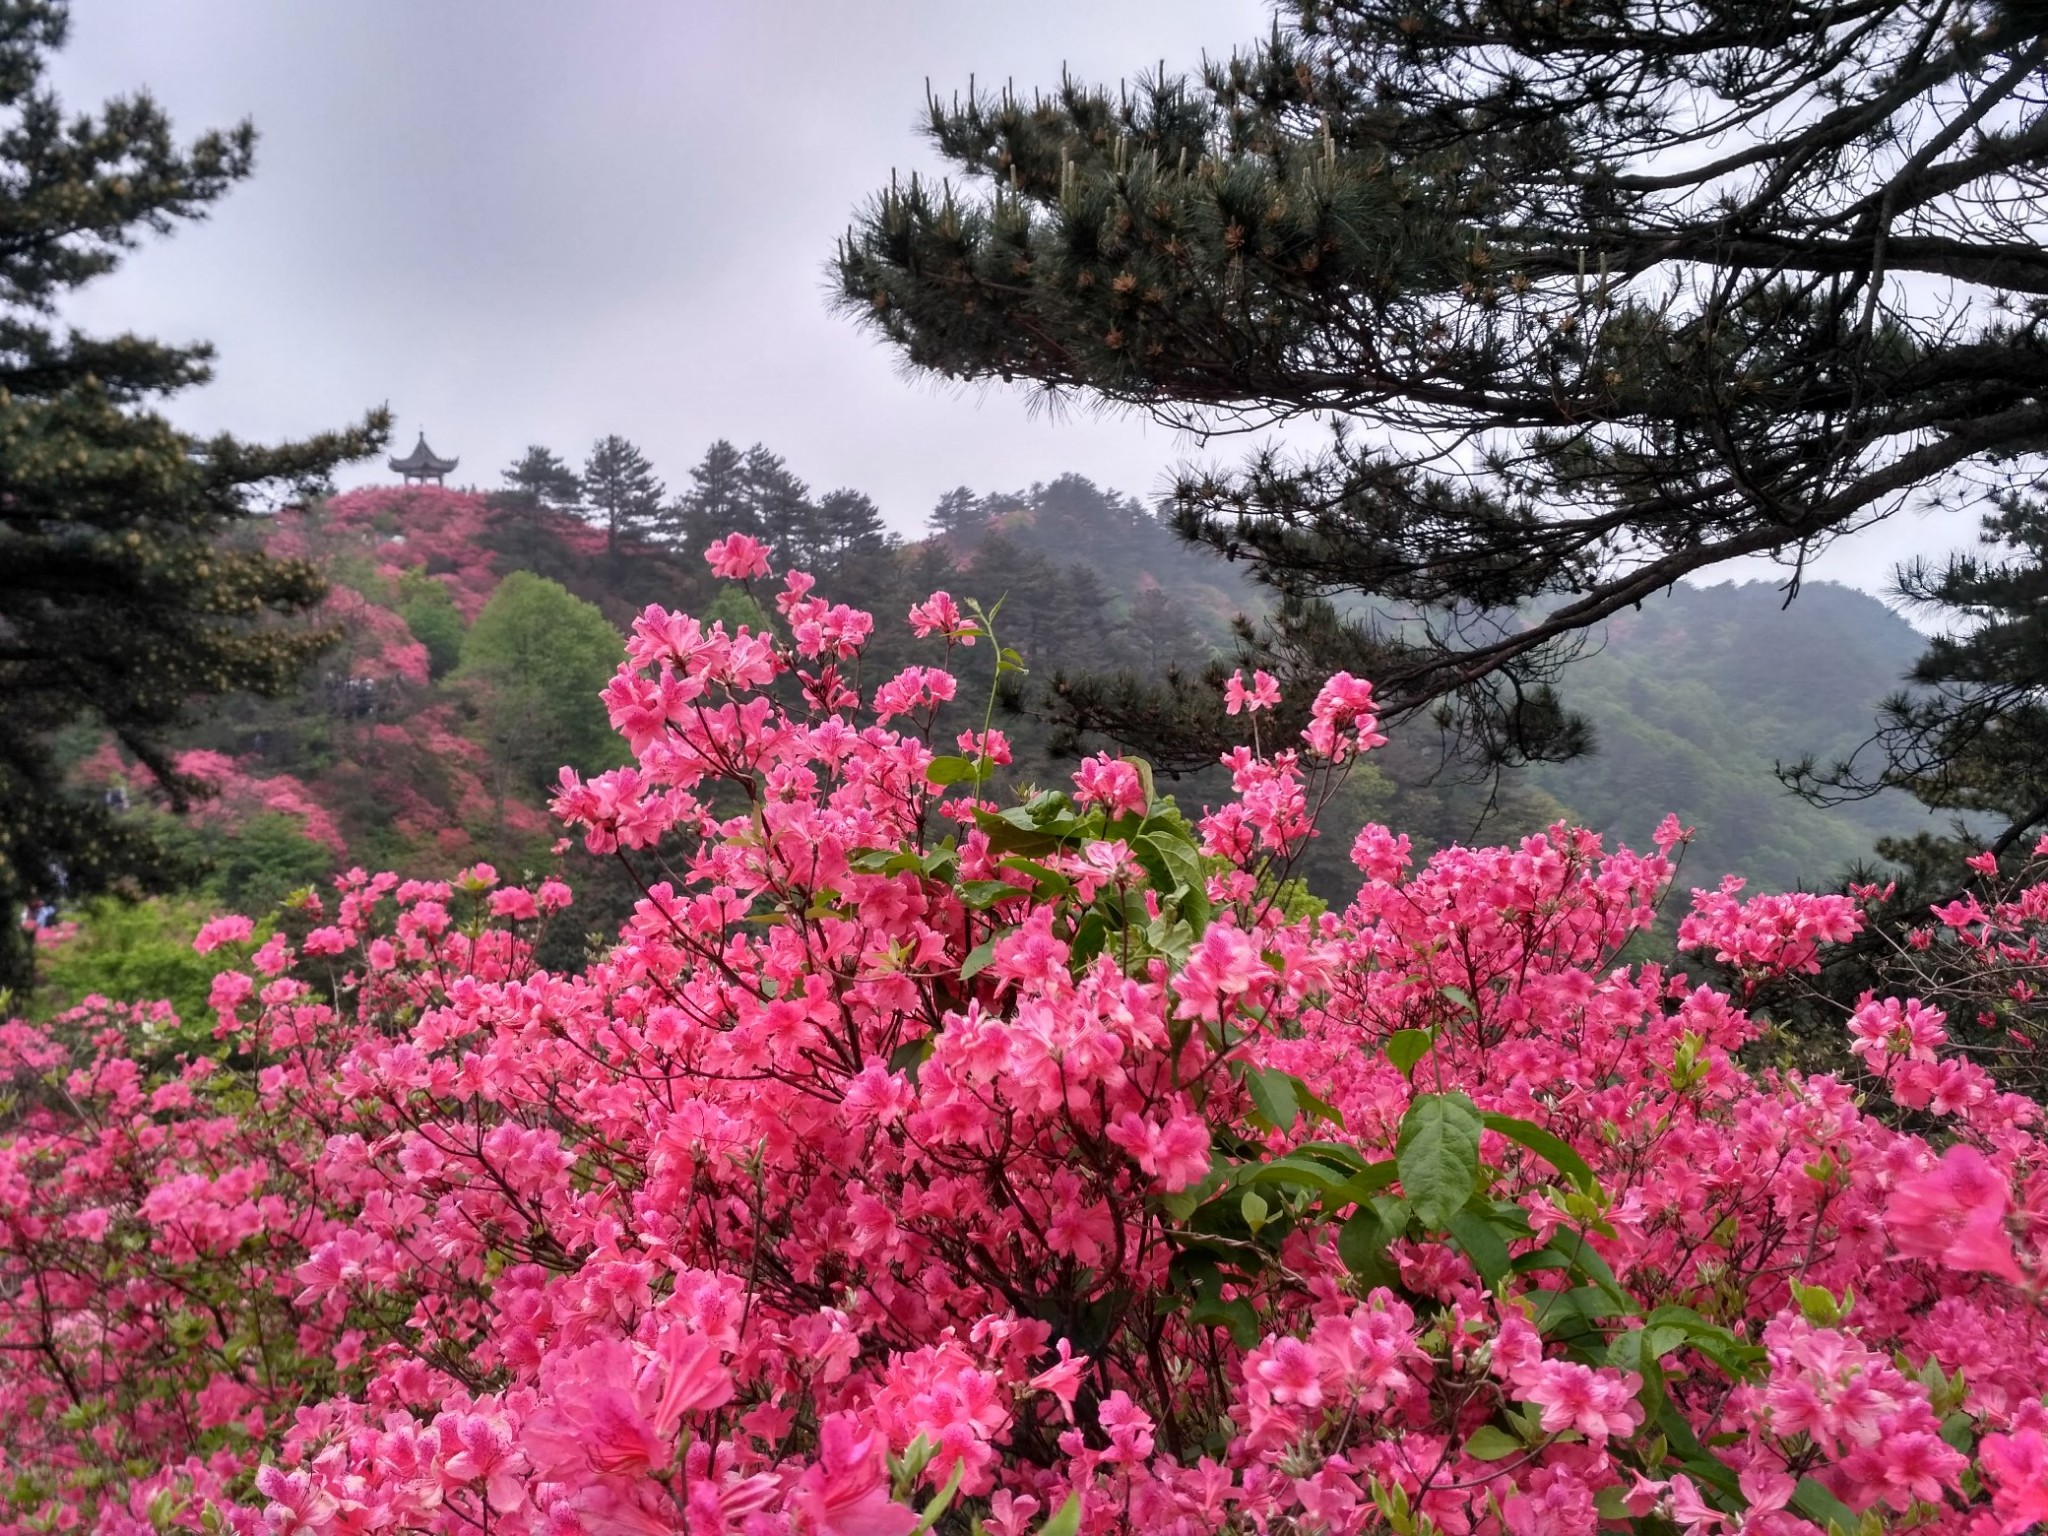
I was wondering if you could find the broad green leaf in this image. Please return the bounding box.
[1395,1091,1485,1229]
[958,879,1027,909]
[1461,1424,1523,1461]
[1125,756,1156,808]
[1445,1209,1513,1292]
[1145,914,1194,965]
[1070,911,1109,965]
[1327,1162,1401,1208]
[959,937,1000,981]
[887,1036,933,1081]
[1245,1066,1302,1131]
[1481,1112,1599,1195]
[1235,1154,1357,1194]
[1240,1191,1270,1231]
[1338,1205,1401,1290]
[1188,1293,1261,1347]
[1037,1493,1082,1536]
[1386,1028,1433,1079]
[1292,1140,1376,1175]
[1791,1477,1859,1535]
[1293,1076,1345,1128]
[1160,1170,1224,1223]
[999,856,1074,897]
[1645,1324,1689,1359]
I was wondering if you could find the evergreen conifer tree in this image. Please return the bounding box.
[488,446,583,567]
[814,488,892,565]
[929,487,991,545]
[741,445,820,567]
[837,0,2048,772]
[0,1,384,991]
[582,436,665,559]
[1791,492,2048,867]
[670,439,752,554]
[503,446,583,510]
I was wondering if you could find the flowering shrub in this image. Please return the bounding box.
[6,542,2048,1536]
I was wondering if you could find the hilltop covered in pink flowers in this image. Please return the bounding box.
[7,537,2048,1536]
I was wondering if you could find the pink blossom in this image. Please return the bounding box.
[1302,671,1386,759]
[1981,1427,2048,1532]
[704,532,772,580]
[194,914,255,954]
[1071,753,1146,817]
[1223,668,1280,715]
[1887,1144,2025,1283]
[789,1414,914,1536]
[908,590,975,643]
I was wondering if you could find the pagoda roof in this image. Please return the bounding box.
[389,433,459,476]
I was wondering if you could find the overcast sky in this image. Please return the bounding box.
[48,1,1975,601]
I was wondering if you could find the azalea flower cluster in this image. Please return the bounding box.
[6,533,2048,1536]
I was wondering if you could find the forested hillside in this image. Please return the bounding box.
[28,445,1946,1015]
[1532,581,1942,892]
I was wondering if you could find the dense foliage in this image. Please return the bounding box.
[0,1,384,992]
[834,0,2048,778]
[1790,490,2048,875]
[6,541,2048,1536]
[37,457,1948,1021]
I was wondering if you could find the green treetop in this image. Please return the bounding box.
[836,0,2048,772]
[582,435,665,559]
[0,0,384,992]
[1791,490,2048,870]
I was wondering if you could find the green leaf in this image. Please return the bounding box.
[908,1459,965,1535]
[1791,1476,1860,1535]
[1293,1076,1344,1128]
[1461,1424,1523,1462]
[887,1036,933,1082]
[1395,1091,1485,1229]
[959,937,999,980]
[1000,856,1074,898]
[1338,1204,1401,1290]
[1445,1208,1513,1292]
[1124,756,1156,809]
[1291,1140,1376,1175]
[959,879,1027,909]
[1386,1028,1433,1079]
[1188,1293,1261,1348]
[1138,828,1210,929]
[1480,1112,1599,1195]
[1145,914,1194,965]
[1037,1493,1082,1536]
[1235,1154,1358,1195]
[1245,1066,1302,1131]
[1327,1162,1401,1208]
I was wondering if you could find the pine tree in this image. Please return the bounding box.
[503,445,583,510]
[582,436,665,559]
[930,487,991,544]
[837,0,2048,771]
[1790,491,2048,866]
[488,446,582,567]
[669,439,752,554]
[1126,585,1210,674]
[0,2,384,992]
[814,489,891,566]
[741,445,820,567]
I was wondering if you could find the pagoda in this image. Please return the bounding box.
[389,432,459,485]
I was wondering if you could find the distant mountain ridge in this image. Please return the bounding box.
[1531,579,1941,892]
